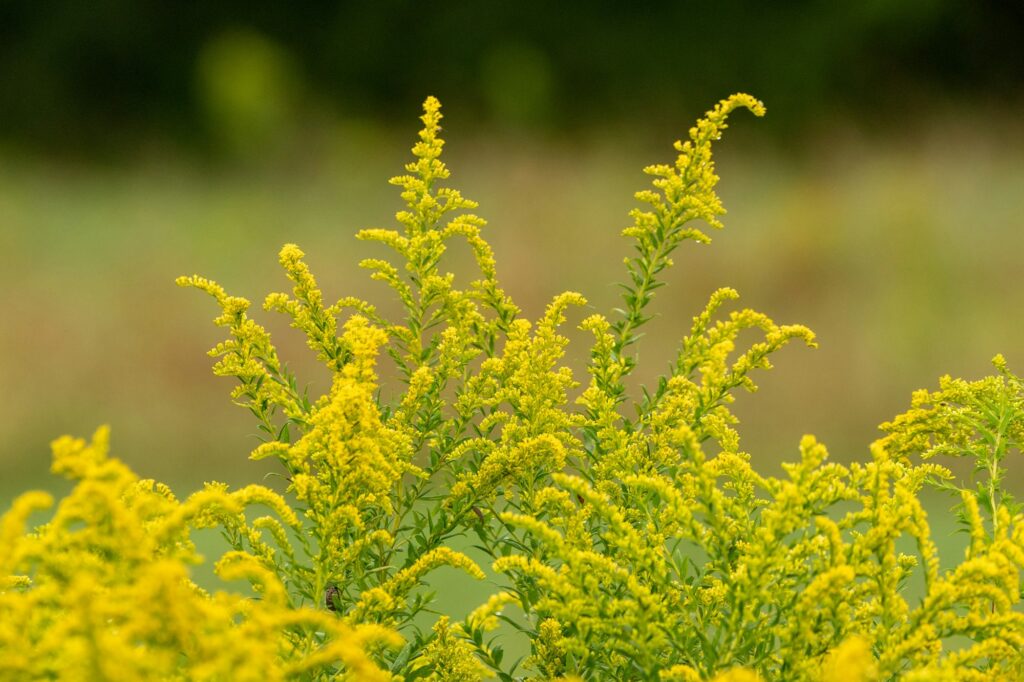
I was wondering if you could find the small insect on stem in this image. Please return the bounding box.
[325,584,340,612]
[472,506,485,522]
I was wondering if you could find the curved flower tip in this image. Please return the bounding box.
[723,93,766,118]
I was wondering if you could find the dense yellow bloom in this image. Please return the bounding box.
[0,427,393,681]
[407,617,491,681]
[288,316,415,514]
[10,95,1024,681]
[821,637,877,682]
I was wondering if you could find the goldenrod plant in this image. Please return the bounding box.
[4,95,1024,680]
[0,427,396,681]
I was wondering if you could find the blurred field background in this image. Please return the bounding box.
[2,0,1023,561]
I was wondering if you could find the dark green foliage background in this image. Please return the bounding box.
[1,1,1022,150]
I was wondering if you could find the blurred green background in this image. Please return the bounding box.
[2,1,1023,532]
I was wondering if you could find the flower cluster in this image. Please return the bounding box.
[5,95,1024,681]
[0,426,395,681]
